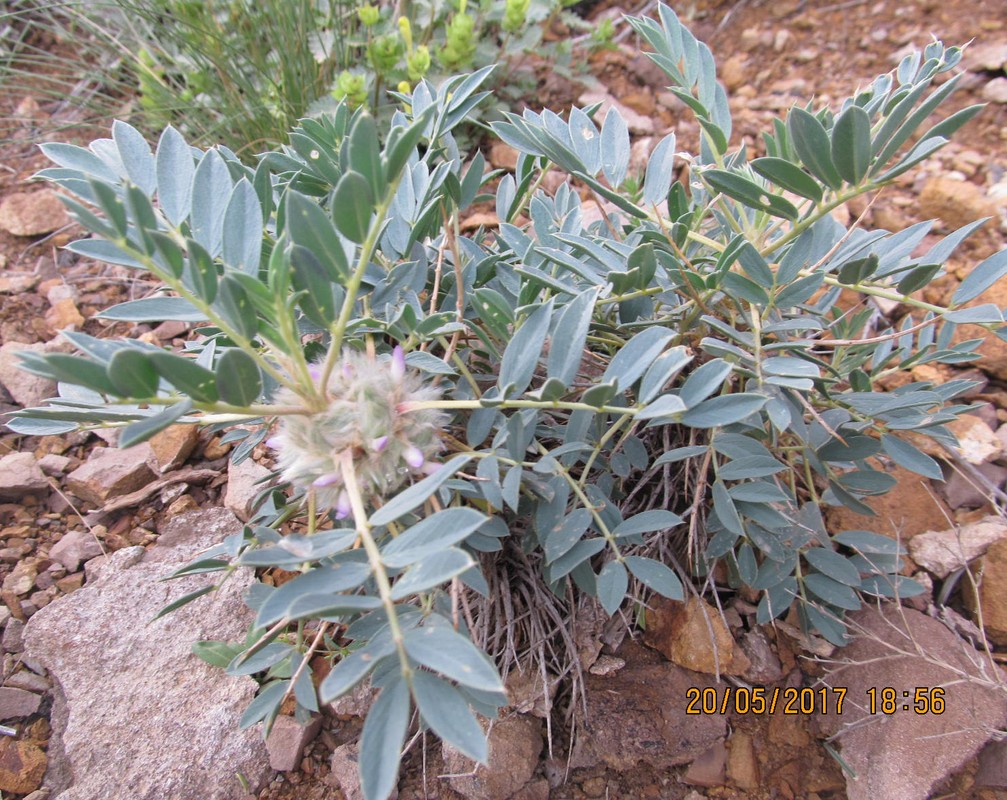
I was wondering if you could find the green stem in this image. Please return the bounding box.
[340,453,412,680]
[320,184,403,389]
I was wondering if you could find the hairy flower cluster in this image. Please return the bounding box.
[270,347,445,517]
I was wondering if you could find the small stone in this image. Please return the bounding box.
[941,462,1007,509]
[36,454,71,476]
[327,679,377,718]
[148,424,199,472]
[720,55,747,92]
[65,445,157,505]
[4,672,50,693]
[966,537,1007,645]
[909,516,1007,577]
[0,340,71,408]
[49,530,104,572]
[0,453,49,500]
[460,212,500,231]
[329,742,396,800]
[726,731,759,790]
[683,740,727,787]
[266,714,322,772]
[0,275,38,294]
[947,415,1002,464]
[738,627,784,684]
[44,298,85,331]
[488,143,519,171]
[2,620,25,653]
[55,572,85,594]
[982,77,1007,104]
[2,564,36,598]
[644,597,749,675]
[224,458,271,523]
[443,714,542,800]
[151,320,190,341]
[919,176,999,231]
[0,738,47,794]
[0,687,42,719]
[0,190,70,237]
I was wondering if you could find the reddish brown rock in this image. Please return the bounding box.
[644,597,750,676]
[571,643,726,771]
[64,445,157,504]
[443,714,543,800]
[149,424,199,472]
[0,190,69,237]
[0,687,41,720]
[266,714,322,772]
[964,536,1007,645]
[824,464,950,542]
[0,738,46,794]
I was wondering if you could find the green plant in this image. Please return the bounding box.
[9,6,1003,799]
[1,0,577,155]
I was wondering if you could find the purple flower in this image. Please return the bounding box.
[265,436,283,450]
[371,435,389,452]
[390,345,406,381]
[335,490,352,520]
[403,445,425,469]
[312,472,341,488]
[307,364,322,383]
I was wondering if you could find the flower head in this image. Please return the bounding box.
[271,348,445,513]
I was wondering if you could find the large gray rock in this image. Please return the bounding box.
[817,605,1007,800]
[23,507,270,800]
[224,457,271,522]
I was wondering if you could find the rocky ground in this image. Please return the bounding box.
[1,0,1007,798]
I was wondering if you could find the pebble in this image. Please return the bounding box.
[2,620,25,654]
[0,687,41,720]
[982,77,1007,104]
[4,671,49,693]
[0,190,69,237]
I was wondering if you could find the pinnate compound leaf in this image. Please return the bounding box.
[804,573,861,610]
[359,677,410,800]
[412,672,488,764]
[547,288,599,389]
[612,510,683,537]
[239,680,288,730]
[624,556,683,600]
[149,351,219,403]
[751,157,823,202]
[602,327,674,391]
[600,107,630,187]
[403,624,505,692]
[97,297,206,323]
